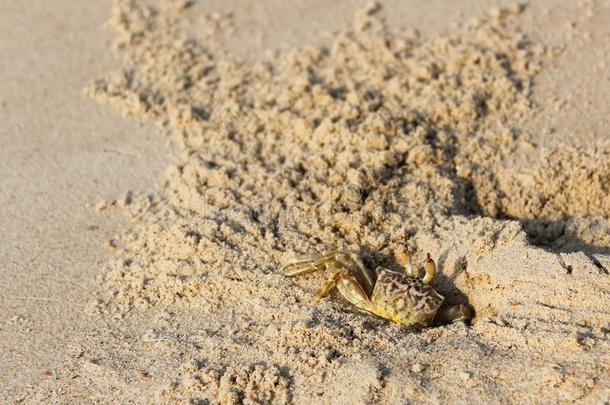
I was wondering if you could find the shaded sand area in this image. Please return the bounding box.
[1,0,609,403]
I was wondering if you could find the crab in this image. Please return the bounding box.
[282,247,471,327]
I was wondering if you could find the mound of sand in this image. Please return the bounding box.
[82,1,609,403]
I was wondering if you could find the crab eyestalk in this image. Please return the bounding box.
[422,253,436,284]
[400,245,414,277]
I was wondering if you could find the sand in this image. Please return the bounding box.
[1,0,609,404]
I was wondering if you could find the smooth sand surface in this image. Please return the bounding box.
[0,0,169,399]
[1,1,609,403]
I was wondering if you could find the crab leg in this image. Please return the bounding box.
[314,269,344,299]
[315,266,377,314]
[281,251,343,276]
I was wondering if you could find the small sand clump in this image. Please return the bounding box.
[84,1,610,403]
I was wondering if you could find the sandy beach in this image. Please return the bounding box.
[1,1,609,403]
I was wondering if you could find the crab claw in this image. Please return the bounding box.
[422,253,436,284]
[434,304,473,324]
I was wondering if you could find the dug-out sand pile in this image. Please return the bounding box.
[83,1,609,403]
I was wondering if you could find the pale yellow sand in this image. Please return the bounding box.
[1,1,609,404]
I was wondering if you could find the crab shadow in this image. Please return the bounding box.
[454,175,609,274]
[518,218,610,274]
